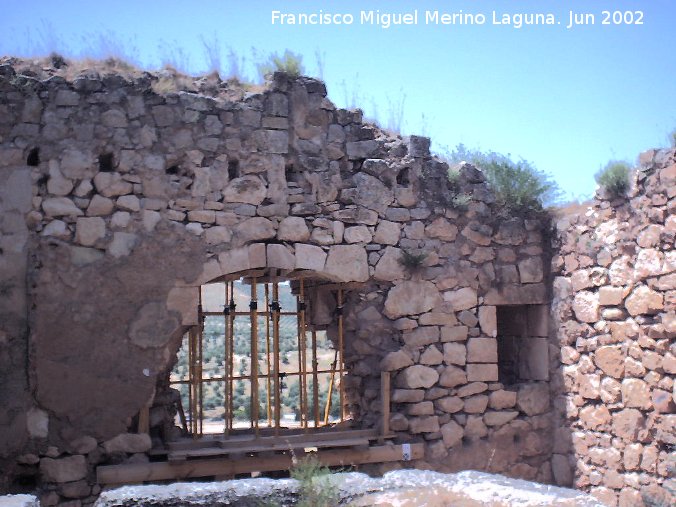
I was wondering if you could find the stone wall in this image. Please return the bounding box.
[551,149,675,506]
[1,57,550,505]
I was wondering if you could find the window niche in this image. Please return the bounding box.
[496,305,549,385]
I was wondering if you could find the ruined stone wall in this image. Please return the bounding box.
[551,149,675,506]
[0,59,554,503]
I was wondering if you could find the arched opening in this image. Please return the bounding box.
[169,275,347,436]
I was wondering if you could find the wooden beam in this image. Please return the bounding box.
[97,443,424,485]
[380,371,390,443]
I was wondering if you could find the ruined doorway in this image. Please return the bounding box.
[169,275,347,437]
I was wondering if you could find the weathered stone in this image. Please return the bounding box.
[325,244,369,282]
[621,379,651,409]
[594,346,624,378]
[374,247,405,281]
[267,244,295,270]
[516,383,549,416]
[128,302,178,349]
[440,420,464,447]
[222,176,267,205]
[94,172,133,197]
[391,389,424,403]
[47,162,73,196]
[60,149,93,178]
[26,408,49,439]
[612,409,645,440]
[578,405,611,430]
[420,346,443,365]
[464,415,488,439]
[484,410,519,426]
[573,291,600,323]
[373,220,400,245]
[439,365,467,388]
[42,197,83,217]
[466,338,497,363]
[478,306,497,337]
[398,365,439,389]
[598,286,623,306]
[381,350,413,371]
[518,258,543,283]
[235,217,275,242]
[408,416,439,434]
[205,226,232,245]
[40,455,87,483]
[277,217,309,242]
[295,243,327,271]
[384,281,441,319]
[425,217,458,241]
[407,401,434,416]
[87,195,114,216]
[103,433,151,454]
[463,395,489,414]
[441,326,469,342]
[466,364,498,382]
[443,287,477,311]
[489,390,517,409]
[389,413,408,431]
[625,285,664,316]
[107,232,138,258]
[435,396,464,413]
[443,343,466,366]
[75,217,106,246]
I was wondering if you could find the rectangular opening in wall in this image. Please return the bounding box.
[496,305,549,385]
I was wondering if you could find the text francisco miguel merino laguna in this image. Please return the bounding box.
[271,9,583,29]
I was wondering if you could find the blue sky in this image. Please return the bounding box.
[2,0,675,202]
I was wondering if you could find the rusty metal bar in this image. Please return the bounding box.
[265,283,272,425]
[337,288,345,422]
[272,282,281,435]
[250,278,259,435]
[312,329,319,428]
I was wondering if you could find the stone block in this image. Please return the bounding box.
[516,383,550,416]
[40,455,87,483]
[489,389,517,409]
[518,257,543,283]
[435,396,464,413]
[440,420,464,447]
[408,415,439,434]
[391,389,424,403]
[295,243,327,272]
[42,197,83,217]
[443,287,477,311]
[277,217,309,242]
[463,394,488,414]
[374,247,405,282]
[380,350,413,371]
[466,363,498,382]
[75,217,106,246]
[478,306,497,337]
[598,286,624,306]
[442,342,466,366]
[103,433,151,454]
[266,244,295,270]
[397,365,439,389]
[439,365,467,388]
[441,326,468,342]
[466,338,497,363]
[593,346,624,378]
[483,410,519,426]
[384,281,441,319]
[325,244,369,282]
[373,220,400,245]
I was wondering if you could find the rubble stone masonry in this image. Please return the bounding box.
[0,59,672,506]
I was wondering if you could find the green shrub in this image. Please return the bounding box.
[444,144,561,213]
[595,160,631,198]
[291,454,339,507]
[398,249,427,270]
[257,50,304,80]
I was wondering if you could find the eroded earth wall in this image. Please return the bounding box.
[551,149,675,506]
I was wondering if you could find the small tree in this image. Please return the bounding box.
[595,160,631,198]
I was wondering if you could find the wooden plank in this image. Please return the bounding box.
[97,443,424,485]
[380,371,390,443]
[168,428,379,451]
[168,437,371,461]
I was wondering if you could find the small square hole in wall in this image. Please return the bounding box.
[496,305,549,385]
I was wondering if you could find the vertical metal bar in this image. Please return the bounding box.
[380,371,390,442]
[250,278,259,435]
[312,329,319,428]
[198,287,204,436]
[228,282,236,433]
[223,282,230,436]
[324,350,338,425]
[187,329,194,435]
[338,288,345,422]
[265,283,272,425]
[272,282,281,435]
[299,279,308,430]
